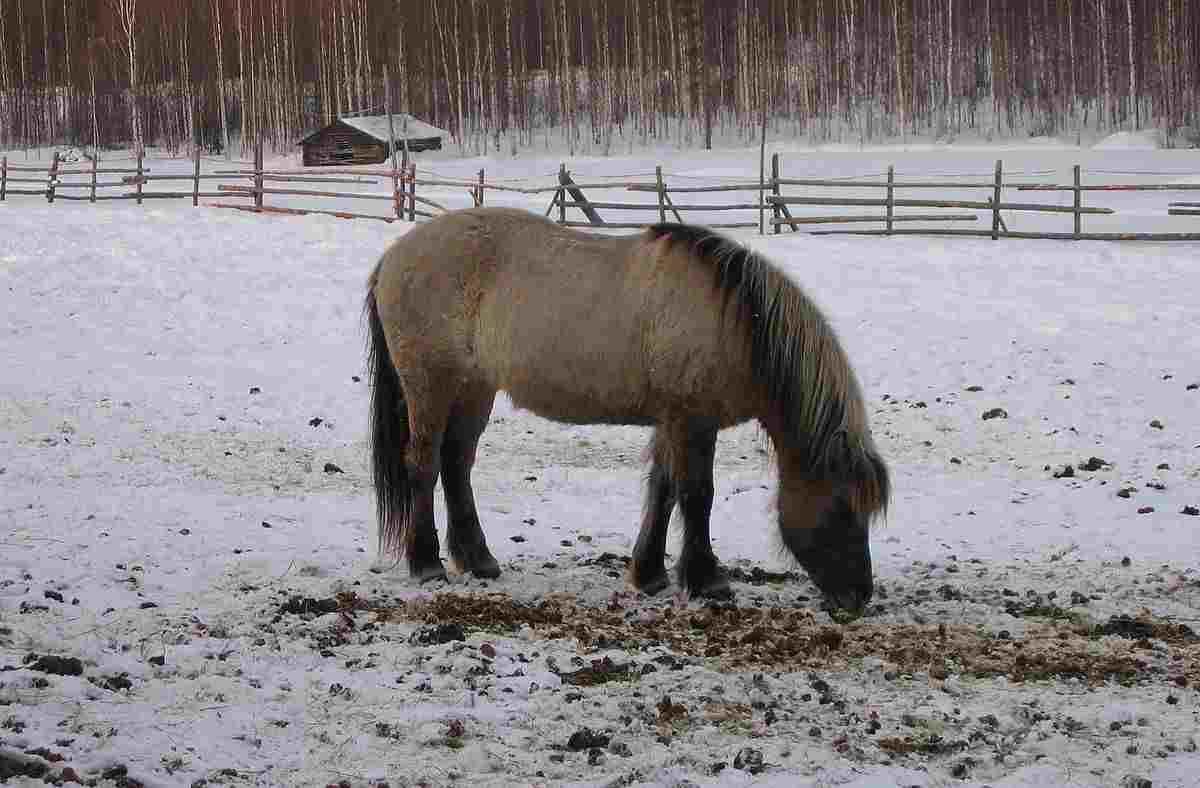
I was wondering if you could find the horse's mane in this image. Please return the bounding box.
[646,223,889,514]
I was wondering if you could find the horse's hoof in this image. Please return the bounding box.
[627,568,671,596]
[470,558,501,580]
[694,574,733,600]
[413,563,448,584]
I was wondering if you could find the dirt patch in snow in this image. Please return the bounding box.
[390,591,1198,687]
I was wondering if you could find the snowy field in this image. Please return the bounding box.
[2,138,1199,788]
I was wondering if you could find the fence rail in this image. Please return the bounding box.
[2,147,1198,241]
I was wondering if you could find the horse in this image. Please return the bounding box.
[364,207,889,612]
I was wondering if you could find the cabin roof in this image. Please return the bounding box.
[298,114,447,146]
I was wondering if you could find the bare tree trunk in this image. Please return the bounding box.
[1125,0,1136,128]
[211,0,229,156]
[505,0,517,154]
[112,0,141,150]
[1097,0,1110,129]
[892,0,906,140]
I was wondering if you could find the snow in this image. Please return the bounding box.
[1,141,1199,788]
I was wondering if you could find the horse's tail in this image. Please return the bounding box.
[365,285,411,560]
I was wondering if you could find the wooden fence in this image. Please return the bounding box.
[3,146,1199,241]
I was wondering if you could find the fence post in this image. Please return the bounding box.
[771,153,781,235]
[0,156,6,201]
[407,163,416,222]
[135,149,144,205]
[254,141,264,210]
[47,152,60,203]
[193,146,201,207]
[991,159,1002,240]
[886,165,895,235]
[656,166,666,224]
[392,161,402,220]
[477,169,485,207]
[558,163,567,225]
[90,153,98,203]
[1073,165,1082,239]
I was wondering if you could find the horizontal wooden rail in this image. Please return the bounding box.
[810,228,1200,240]
[219,184,394,201]
[213,202,433,222]
[1168,208,1200,216]
[627,182,766,193]
[122,174,246,183]
[767,195,1113,214]
[55,181,136,189]
[774,177,1052,189]
[1018,183,1200,191]
[57,166,145,175]
[559,220,652,229]
[772,213,978,225]
[555,199,766,211]
[1168,201,1200,207]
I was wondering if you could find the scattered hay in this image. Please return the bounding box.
[389,593,1197,685]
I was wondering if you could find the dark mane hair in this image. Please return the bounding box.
[647,223,888,512]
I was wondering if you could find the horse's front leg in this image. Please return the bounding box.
[628,435,676,595]
[672,422,730,599]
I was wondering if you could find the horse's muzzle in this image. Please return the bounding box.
[823,581,874,615]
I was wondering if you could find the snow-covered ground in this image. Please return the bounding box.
[1,139,1199,788]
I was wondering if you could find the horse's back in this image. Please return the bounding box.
[371,208,756,426]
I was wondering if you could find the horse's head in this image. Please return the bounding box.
[776,433,889,615]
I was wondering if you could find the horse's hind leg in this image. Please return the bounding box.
[400,374,453,583]
[442,386,500,579]
[669,420,730,599]
[627,431,676,595]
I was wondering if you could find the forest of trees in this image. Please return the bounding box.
[1,0,1198,157]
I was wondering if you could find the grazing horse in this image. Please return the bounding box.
[364,207,889,612]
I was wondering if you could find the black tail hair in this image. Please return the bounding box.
[365,288,411,558]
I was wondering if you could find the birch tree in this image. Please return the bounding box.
[110,0,141,150]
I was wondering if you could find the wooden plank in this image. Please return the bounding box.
[772,214,978,225]
[1168,209,1200,216]
[1073,165,1082,238]
[560,221,651,229]
[991,160,1002,240]
[56,193,183,201]
[1167,202,1200,207]
[771,154,782,234]
[0,155,6,200]
[1019,183,1200,191]
[776,177,1053,189]
[218,184,395,201]
[766,195,1112,214]
[55,166,145,174]
[629,181,781,193]
[212,202,434,222]
[886,166,894,234]
[808,228,1200,240]
[554,200,763,211]
[254,143,264,209]
[56,181,143,189]
[47,152,60,203]
[655,167,666,223]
